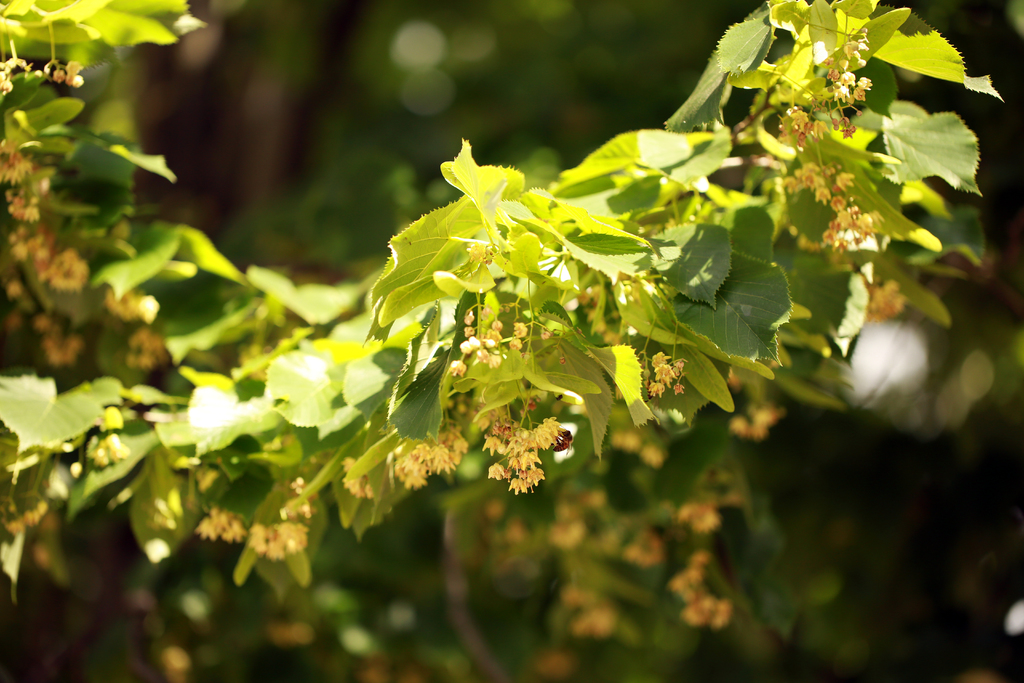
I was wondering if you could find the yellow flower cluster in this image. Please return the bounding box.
[91,434,131,468]
[646,352,686,399]
[783,162,881,250]
[622,528,666,568]
[485,417,560,494]
[248,521,309,561]
[106,290,161,324]
[728,402,785,441]
[561,586,618,639]
[781,106,830,150]
[52,60,85,88]
[342,457,375,499]
[676,502,722,534]
[3,499,48,535]
[394,427,469,490]
[127,327,170,371]
[667,550,733,630]
[195,507,247,543]
[865,279,907,323]
[33,314,85,367]
[0,140,34,185]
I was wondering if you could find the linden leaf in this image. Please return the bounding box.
[809,0,839,64]
[882,111,981,194]
[587,345,655,427]
[665,56,729,133]
[716,3,775,75]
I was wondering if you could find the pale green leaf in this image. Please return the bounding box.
[91,224,180,298]
[0,375,105,451]
[22,97,84,130]
[673,253,792,362]
[716,3,774,75]
[563,233,648,256]
[882,111,980,194]
[440,140,507,239]
[857,7,911,61]
[655,223,732,307]
[770,0,810,34]
[963,74,1001,101]
[40,0,113,24]
[342,348,406,418]
[1,531,24,602]
[554,132,638,189]
[247,266,357,325]
[108,144,176,181]
[809,0,839,64]
[165,298,256,364]
[84,7,178,45]
[267,352,345,428]
[665,56,729,133]
[344,432,400,483]
[834,0,878,19]
[188,385,279,455]
[3,0,36,17]
[638,128,732,185]
[675,347,734,412]
[432,266,495,297]
[371,199,483,328]
[175,225,247,284]
[872,12,964,82]
[587,345,655,427]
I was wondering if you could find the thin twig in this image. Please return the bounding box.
[442,512,512,683]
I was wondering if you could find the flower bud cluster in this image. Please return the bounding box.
[646,351,686,399]
[865,279,907,322]
[728,402,785,441]
[3,499,48,535]
[195,507,248,543]
[622,527,665,568]
[248,522,309,561]
[667,550,733,630]
[783,162,881,250]
[33,314,85,367]
[676,502,721,534]
[394,426,469,490]
[485,417,561,494]
[342,457,375,499]
[106,290,161,324]
[91,434,131,468]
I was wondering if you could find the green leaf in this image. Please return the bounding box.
[247,266,357,326]
[22,97,84,130]
[723,205,774,262]
[554,131,639,188]
[809,0,839,64]
[882,110,980,194]
[656,375,709,424]
[872,12,964,83]
[1,531,24,602]
[188,385,279,455]
[371,199,483,328]
[716,3,774,75]
[164,297,256,364]
[342,348,406,418]
[390,355,445,441]
[266,352,345,428]
[655,223,732,307]
[432,266,495,297]
[41,0,115,24]
[173,225,246,284]
[638,128,732,185]
[674,253,792,362]
[770,0,810,33]
[665,56,729,133]
[559,343,613,457]
[3,0,37,16]
[675,347,734,412]
[343,432,401,483]
[834,0,878,19]
[564,233,648,256]
[588,345,655,427]
[128,450,199,563]
[858,7,911,62]
[788,258,868,346]
[440,140,507,240]
[963,74,1001,101]
[67,423,159,519]
[0,375,105,452]
[859,58,897,116]
[107,143,176,181]
[84,7,178,45]
[218,474,274,524]
[91,224,181,298]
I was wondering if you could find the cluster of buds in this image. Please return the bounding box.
[561,586,619,639]
[467,241,495,264]
[783,162,881,250]
[485,417,562,494]
[676,502,722,534]
[667,550,733,630]
[7,188,40,223]
[8,225,90,294]
[49,60,85,88]
[106,290,160,324]
[126,327,170,371]
[728,402,785,442]
[780,106,830,150]
[622,527,666,568]
[195,507,248,543]
[90,433,131,468]
[248,521,309,561]
[454,307,505,373]
[3,499,48,535]
[865,279,907,323]
[646,352,686,399]
[342,457,375,499]
[33,314,85,367]
[394,426,469,490]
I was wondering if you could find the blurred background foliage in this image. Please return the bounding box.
[4,0,1024,681]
